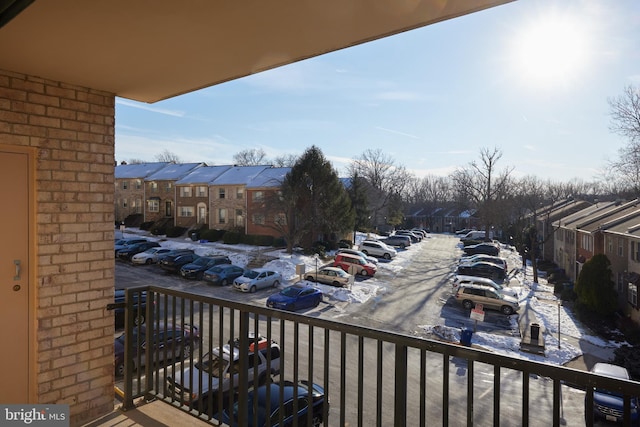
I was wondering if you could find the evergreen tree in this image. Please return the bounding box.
[575,254,617,315]
[347,171,371,237]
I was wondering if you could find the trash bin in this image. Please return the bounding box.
[530,323,540,341]
[190,231,199,241]
[460,329,473,346]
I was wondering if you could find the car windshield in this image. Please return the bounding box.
[197,353,229,377]
[209,266,223,273]
[244,270,259,279]
[193,258,210,266]
[281,287,302,297]
[116,329,143,345]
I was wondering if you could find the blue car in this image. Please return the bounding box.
[266,284,323,311]
[203,264,245,286]
[587,363,639,425]
[220,380,327,427]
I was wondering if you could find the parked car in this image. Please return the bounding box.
[160,252,200,274]
[113,288,147,329]
[358,240,397,260]
[459,255,507,272]
[116,241,161,261]
[156,248,195,263]
[380,234,411,249]
[203,264,246,286]
[455,228,475,235]
[587,363,639,425]
[304,266,354,287]
[454,283,519,315]
[333,253,377,277]
[166,335,281,411]
[131,247,172,265]
[267,283,324,311]
[459,230,487,242]
[452,275,519,299]
[395,230,422,242]
[114,323,200,376]
[180,256,231,280]
[463,242,500,256]
[456,262,506,282]
[114,238,148,256]
[233,269,282,293]
[218,380,326,427]
[335,248,378,265]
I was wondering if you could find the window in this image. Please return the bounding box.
[252,213,265,225]
[219,188,226,199]
[179,207,194,217]
[618,272,624,294]
[218,208,227,224]
[122,199,128,208]
[236,187,244,199]
[165,182,172,191]
[629,282,637,308]
[274,213,287,226]
[180,187,192,197]
[253,191,264,201]
[632,241,640,262]
[618,239,624,257]
[607,237,612,254]
[165,201,172,217]
[196,186,207,197]
[122,181,128,190]
[148,199,159,212]
[236,209,244,227]
[135,180,142,189]
[150,182,158,193]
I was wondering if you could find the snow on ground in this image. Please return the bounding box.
[120,229,621,366]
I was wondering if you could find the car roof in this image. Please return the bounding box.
[591,363,630,379]
[455,275,499,285]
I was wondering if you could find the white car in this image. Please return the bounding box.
[452,275,519,299]
[131,247,172,265]
[358,240,397,260]
[233,268,282,293]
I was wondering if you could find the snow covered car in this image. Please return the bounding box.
[166,335,281,411]
[233,268,282,293]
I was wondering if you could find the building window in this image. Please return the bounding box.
[180,187,192,197]
[150,182,158,193]
[135,199,142,213]
[218,208,227,224]
[165,182,172,192]
[148,199,159,212]
[253,191,264,201]
[165,201,172,217]
[629,282,638,308]
[122,181,128,190]
[252,213,265,225]
[197,186,207,197]
[236,187,244,199]
[618,239,624,257]
[219,188,226,199]
[607,237,612,254]
[275,213,287,226]
[179,207,194,217]
[135,180,142,189]
[122,199,128,208]
[236,209,243,227]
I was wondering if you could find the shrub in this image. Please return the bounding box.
[201,229,225,242]
[223,231,241,244]
[140,221,154,231]
[165,226,187,238]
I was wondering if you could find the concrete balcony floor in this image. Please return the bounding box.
[82,399,212,427]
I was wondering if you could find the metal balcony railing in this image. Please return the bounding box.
[118,286,640,426]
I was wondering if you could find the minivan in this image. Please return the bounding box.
[460,230,486,242]
[333,253,377,277]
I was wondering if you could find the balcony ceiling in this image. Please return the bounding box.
[0,0,513,103]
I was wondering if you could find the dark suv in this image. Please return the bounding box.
[113,288,147,329]
[160,252,200,274]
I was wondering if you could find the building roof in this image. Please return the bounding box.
[577,200,640,233]
[553,201,620,229]
[246,167,291,189]
[602,211,640,238]
[212,165,271,186]
[115,162,171,179]
[0,1,513,103]
[146,163,205,181]
[175,165,233,185]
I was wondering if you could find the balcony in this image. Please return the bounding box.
[110,286,640,426]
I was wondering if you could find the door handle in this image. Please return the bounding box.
[13,260,21,281]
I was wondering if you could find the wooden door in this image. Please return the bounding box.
[0,148,32,403]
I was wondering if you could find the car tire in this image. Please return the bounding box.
[462,300,473,310]
[361,250,369,255]
[400,243,406,249]
[134,312,145,326]
[115,362,125,377]
[383,253,391,260]
[273,280,279,288]
[250,286,257,293]
[332,281,341,287]
[501,305,514,315]
[221,279,228,286]
[182,344,192,359]
[306,275,316,282]
[360,269,368,277]
[145,258,153,265]
[311,415,322,427]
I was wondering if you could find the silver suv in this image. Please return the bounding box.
[454,283,519,315]
[358,240,397,260]
[166,335,281,411]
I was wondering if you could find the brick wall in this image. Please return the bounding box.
[0,69,115,425]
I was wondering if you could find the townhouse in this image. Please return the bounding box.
[246,167,291,239]
[114,162,170,224]
[143,163,204,223]
[174,165,232,229]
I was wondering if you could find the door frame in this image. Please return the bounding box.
[2,145,37,402]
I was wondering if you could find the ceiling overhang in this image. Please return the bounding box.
[0,0,514,103]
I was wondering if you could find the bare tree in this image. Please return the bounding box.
[233,148,268,166]
[450,147,514,238]
[272,153,298,167]
[348,149,409,231]
[155,150,181,163]
[608,85,640,194]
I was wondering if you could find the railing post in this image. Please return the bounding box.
[122,289,135,410]
[395,344,407,427]
[237,311,250,426]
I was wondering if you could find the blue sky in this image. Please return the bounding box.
[115,0,640,183]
